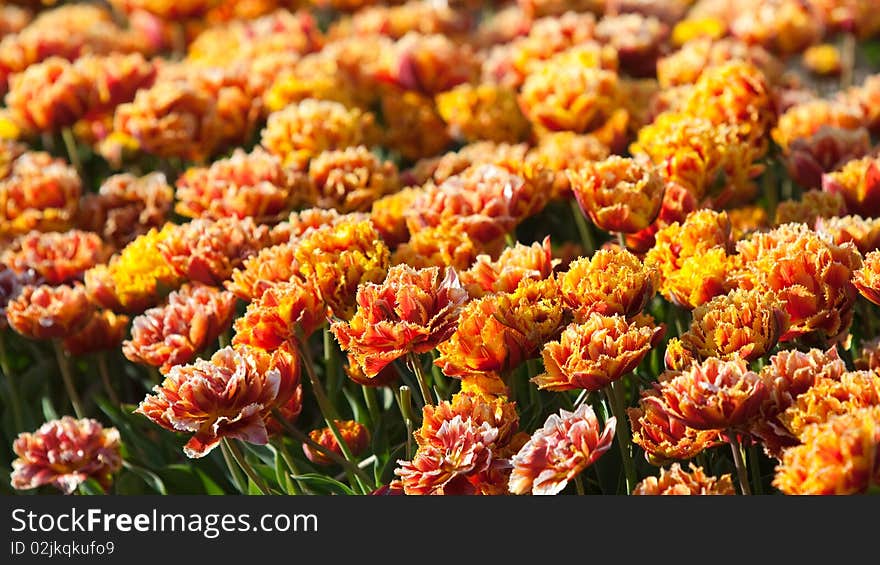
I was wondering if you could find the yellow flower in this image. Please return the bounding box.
[435,278,564,379]
[815,215,880,255]
[644,210,734,309]
[460,237,557,298]
[305,145,399,213]
[84,224,181,314]
[331,265,468,377]
[678,288,789,362]
[630,112,724,203]
[293,217,390,319]
[803,44,841,76]
[822,155,880,218]
[232,277,326,349]
[518,58,620,135]
[773,190,846,227]
[773,406,880,495]
[853,250,880,306]
[436,83,531,144]
[682,60,775,153]
[633,463,735,495]
[628,389,723,464]
[533,314,664,392]
[369,187,420,248]
[779,371,880,439]
[568,155,665,234]
[378,86,451,162]
[733,223,862,344]
[671,17,726,46]
[260,98,378,170]
[558,247,658,321]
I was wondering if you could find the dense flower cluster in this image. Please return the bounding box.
[4,0,880,500]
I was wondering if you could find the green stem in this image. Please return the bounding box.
[97,352,121,406]
[53,339,85,419]
[61,127,83,181]
[294,336,370,494]
[271,409,375,491]
[570,198,597,255]
[748,443,764,495]
[574,474,585,496]
[0,333,25,432]
[222,438,272,495]
[606,379,637,494]
[573,389,590,409]
[616,231,626,250]
[220,438,247,494]
[172,22,187,60]
[727,433,752,496]
[148,366,163,386]
[362,385,380,426]
[841,30,856,90]
[430,360,451,401]
[407,352,434,407]
[764,159,778,222]
[395,386,415,460]
[272,438,305,495]
[323,328,340,401]
[218,328,231,349]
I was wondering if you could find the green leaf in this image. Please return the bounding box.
[41,396,58,422]
[342,387,366,425]
[290,473,356,496]
[95,397,167,464]
[77,478,106,495]
[161,464,226,495]
[121,461,167,494]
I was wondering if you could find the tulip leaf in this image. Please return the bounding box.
[122,461,167,495]
[290,473,356,496]
[77,478,107,496]
[40,396,58,422]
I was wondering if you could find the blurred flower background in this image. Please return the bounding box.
[1,0,880,497]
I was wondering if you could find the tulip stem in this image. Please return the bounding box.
[292,332,372,494]
[270,409,375,491]
[61,127,83,181]
[570,198,596,255]
[748,443,764,495]
[222,438,272,495]
[362,385,380,426]
[53,340,85,419]
[763,159,778,221]
[220,439,247,493]
[407,352,434,407]
[271,438,306,495]
[172,22,187,60]
[841,30,856,90]
[616,231,626,250]
[218,328,231,349]
[606,380,637,494]
[323,328,341,401]
[727,433,752,495]
[97,352,121,406]
[148,366,162,386]
[574,474,585,496]
[0,333,25,432]
[395,386,415,460]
